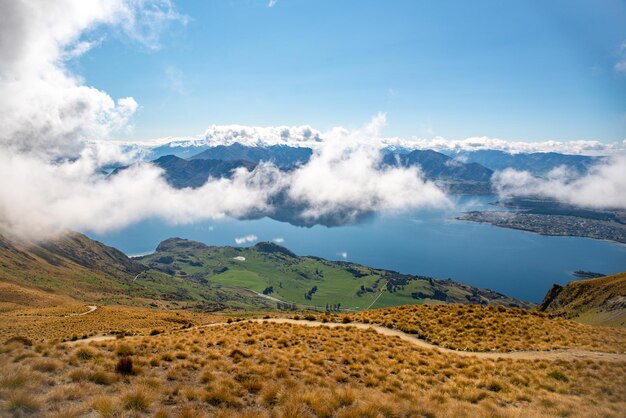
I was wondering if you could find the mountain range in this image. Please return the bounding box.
[147,140,604,175]
[446,150,603,175]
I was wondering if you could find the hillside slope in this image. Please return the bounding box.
[0,232,146,308]
[538,272,626,327]
[0,232,269,311]
[138,238,533,310]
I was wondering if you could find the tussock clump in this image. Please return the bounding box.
[122,387,151,412]
[73,347,95,361]
[115,343,133,357]
[89,370,116,385]
[5,391,41,415]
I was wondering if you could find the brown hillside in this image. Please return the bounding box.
[539,272,626,327]
[0,232,145,308]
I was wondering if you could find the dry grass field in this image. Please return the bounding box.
[0,306,227,343]
[316,304,626,352]
[1,320,624,418]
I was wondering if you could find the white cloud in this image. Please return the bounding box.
[286,113,450,223]
[0,0,183,158]
[272,237,284,243]
[137,129,626,157]
[338,252,348,259]
[234,235,258,245]
[492,155,626,209]
[383,136,626,156]
[267,0,277,7]
[1,0,618,243]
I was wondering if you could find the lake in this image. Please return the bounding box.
[88,195,626,303]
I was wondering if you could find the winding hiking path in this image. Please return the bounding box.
[66,305,97,317]
[16,305,98,318]
[68,316,626,363]
[250,318,626,362]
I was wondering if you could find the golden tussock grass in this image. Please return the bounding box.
[0,305,226,342]
[318,304,626,352]
[0,320,624,417]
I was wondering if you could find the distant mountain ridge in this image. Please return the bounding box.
[137,145,496,194]
[447,150,603,175]
[189,143,312,168]
[382,149,494,182]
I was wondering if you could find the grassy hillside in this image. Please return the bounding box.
[539,272,626,327]
[0,305,227,342]
[138,238,533,310]
[1,318,624,417]
[0,232,145,308]
[0,232,270,311]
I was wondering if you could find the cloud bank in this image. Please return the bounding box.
[492,155,626,210]
[0,1,450,241]
[145,128,626,157]
[0,0,183,157]
[2,0,622,244]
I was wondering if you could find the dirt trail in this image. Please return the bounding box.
[250,318,626,362]
[67,316,626,362]
[15,305,98,318]
[66,305,97,317]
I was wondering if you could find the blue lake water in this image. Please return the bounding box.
[88,196,626,303]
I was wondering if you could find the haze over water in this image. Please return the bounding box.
[89,196,626,303]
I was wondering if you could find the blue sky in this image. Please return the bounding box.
[74,0,626,142]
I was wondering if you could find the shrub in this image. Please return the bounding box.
[115,357,134,375]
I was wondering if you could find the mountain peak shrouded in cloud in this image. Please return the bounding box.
[140,129,626,158]
[492,155,626,210]
[1,0,624,242]
[0,0,450,241]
